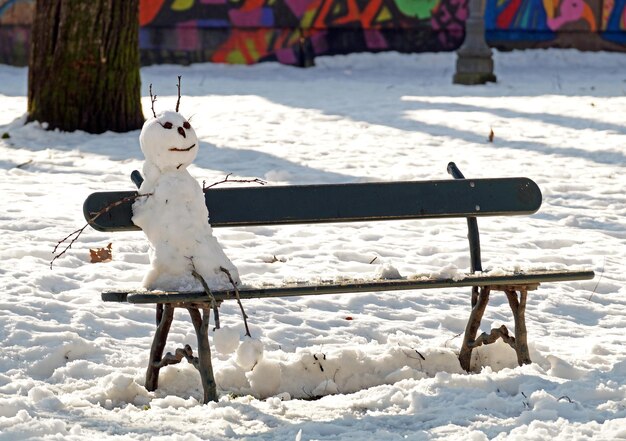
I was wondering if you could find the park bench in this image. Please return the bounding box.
[84,162,594,403]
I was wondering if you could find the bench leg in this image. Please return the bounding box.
[505,288,532,366]
[187,306,217,403]
[459,286,491,371]
[146,303,174,392]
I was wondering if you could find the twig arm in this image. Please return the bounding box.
[220,266,251,337]
[51,192,152,268]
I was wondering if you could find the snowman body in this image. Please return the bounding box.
[132,110,240,291]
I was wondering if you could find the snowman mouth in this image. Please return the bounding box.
[169,144,196,152]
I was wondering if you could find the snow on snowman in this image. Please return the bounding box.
[131,81,240,292]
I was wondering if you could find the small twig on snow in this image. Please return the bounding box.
[220,266,251,337]
[14,159,33,169]
[588,256,605,301]
[401,347,426,361]
[444,331,463,348]
[51,192,152,269]
[401,347,425,371]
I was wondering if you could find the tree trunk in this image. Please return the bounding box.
[27,0,144,133]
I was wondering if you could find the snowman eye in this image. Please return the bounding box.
[162,122,173,129]
[183,121,191,129]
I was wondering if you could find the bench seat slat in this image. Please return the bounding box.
[101,270,594,304]
[84,178,542,232]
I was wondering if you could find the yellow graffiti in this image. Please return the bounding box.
[377,5,392,22]
[543,0,556,19]
[171,0,194,11]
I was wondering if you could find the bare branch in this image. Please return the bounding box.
[220,266,251,337]
[190,268,217,310]
[175,75,181,113]
[204,173,267,191]
[14,159,33,169]
[588,255,605,301]
[50,225,90,269]
[50,192,152,269]
[445,331,463,348]
[149,84,157,118]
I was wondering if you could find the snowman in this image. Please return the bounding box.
[132,85,240,292]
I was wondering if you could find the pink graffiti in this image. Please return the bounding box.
[176,20,200,50]
[364,29,387,49]
[229,7,263,26]
[547,0,584,31]
[284,0,317,19]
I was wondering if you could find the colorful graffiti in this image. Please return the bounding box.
[137,0,462,65]
[0,0,625,67]
[486,0,626,46]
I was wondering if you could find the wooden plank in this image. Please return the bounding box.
[101,270,594,304]
[84,177,542,232]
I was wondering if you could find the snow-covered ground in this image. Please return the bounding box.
[0,49,625,440]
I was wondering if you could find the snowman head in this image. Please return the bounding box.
[140,79,198,172]
[140,110,198,172]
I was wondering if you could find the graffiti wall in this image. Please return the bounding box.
[1,0,625,66]
[138,0,468,65]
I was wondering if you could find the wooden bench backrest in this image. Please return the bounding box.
[84,178,542,232]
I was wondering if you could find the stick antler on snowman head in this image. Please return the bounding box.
[175,75,181,113]
[149,84,157,118]
[149,76,183,118]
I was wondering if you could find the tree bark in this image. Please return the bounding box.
[27,0,144,133]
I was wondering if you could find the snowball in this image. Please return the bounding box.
[235,337,264,371]
[375,263,402,280]
[246,359,282,398]
[546,355,586,380]
[97,373,150,406]
[214,326,240,355]
[431,263,462,280]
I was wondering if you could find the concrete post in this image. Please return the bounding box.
[453,0,496,85]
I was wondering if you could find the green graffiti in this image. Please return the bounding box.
[394,0,438,19]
